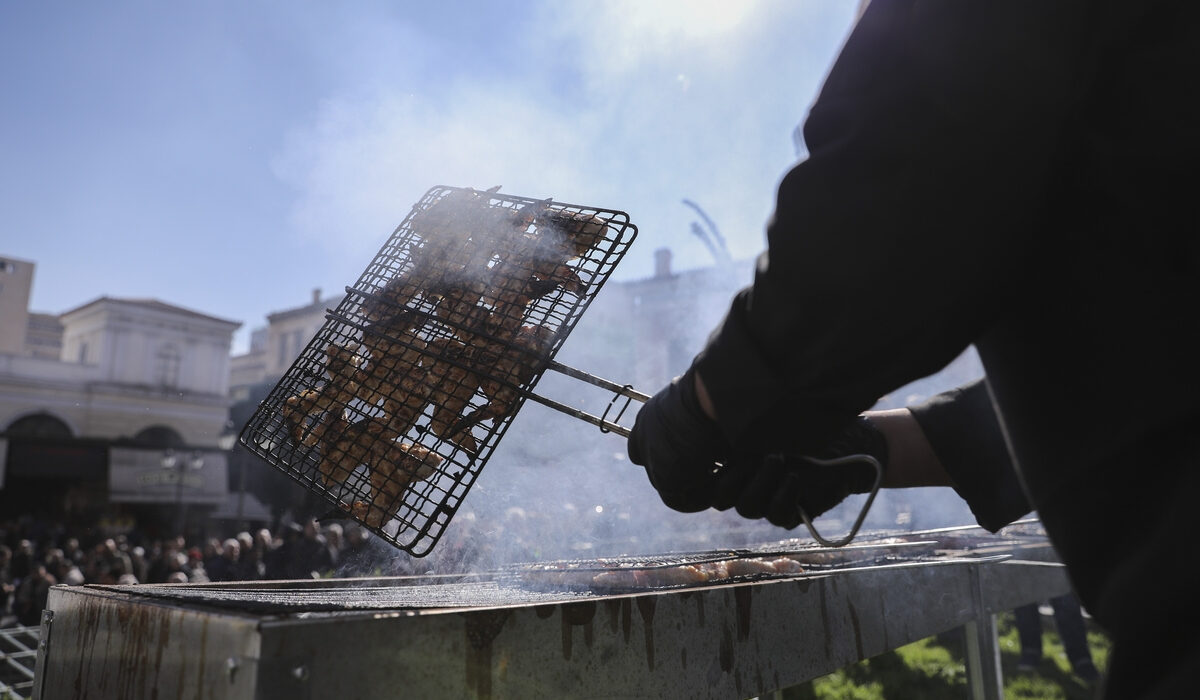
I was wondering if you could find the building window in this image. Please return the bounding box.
[78,342,88,364]
[156,343,181,387]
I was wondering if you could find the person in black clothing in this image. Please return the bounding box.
[1015,594,1101,683]
[14,564,55,627]
[626,2,1197,698]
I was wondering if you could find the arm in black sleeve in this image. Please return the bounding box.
[694,0,1092,455]
[908,378,1032,531]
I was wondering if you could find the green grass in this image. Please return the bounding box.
[777,611,1110,699]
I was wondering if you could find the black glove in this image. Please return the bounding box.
[723,416,887,529]
[627,366,731,512]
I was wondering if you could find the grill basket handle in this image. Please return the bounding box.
[532,362,883,548]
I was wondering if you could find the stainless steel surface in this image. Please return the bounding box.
[34,529,1071,700]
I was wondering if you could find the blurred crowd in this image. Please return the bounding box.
[0,515,416,629]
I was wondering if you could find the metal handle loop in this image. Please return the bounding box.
[796,453,884,548]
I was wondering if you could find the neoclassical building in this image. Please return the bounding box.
[0,255,240,538]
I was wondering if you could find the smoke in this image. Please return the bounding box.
[262,2,988,574]
[270,1,859,282]
[345,258,987,576]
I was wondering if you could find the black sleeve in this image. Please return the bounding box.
[908,378,1032,531]
[693,0,1092,455]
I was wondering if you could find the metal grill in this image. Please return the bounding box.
[239,186,638,556]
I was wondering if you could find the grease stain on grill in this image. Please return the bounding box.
[636,595,657,670]
[734,586,753,642]
[719,625,734,672]
[848,600,865,660]
[465,609,510,700]
[605,599,620,634]
[559,601,596,660]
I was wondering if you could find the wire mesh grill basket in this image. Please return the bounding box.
[239,186,638,556]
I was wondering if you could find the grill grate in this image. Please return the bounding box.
[239,186,638,556]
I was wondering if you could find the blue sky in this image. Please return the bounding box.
[1,1,859,353]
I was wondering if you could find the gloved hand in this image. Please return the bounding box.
[723,416,887,529]
[627,366,732,512]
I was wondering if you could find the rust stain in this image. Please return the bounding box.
[636,595,656,670]
[465,635,493,700]
[74,599,103,698]
[734,586,752,642]
[152,611,171,700]
[175,615,187,700]
[534,604,555,619]
[197,617,209,699]
[696,594,706,626]
[621,598,632,643]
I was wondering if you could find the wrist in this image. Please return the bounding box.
[693,370,717,421]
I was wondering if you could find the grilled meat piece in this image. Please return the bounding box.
[421,337,483,453]
[316,417,399,488]
[362,442,444,528]
[282,343,364,445]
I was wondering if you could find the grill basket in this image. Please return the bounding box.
[239,186,638,556]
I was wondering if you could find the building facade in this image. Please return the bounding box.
[0,256,241,540]
[229,288,345,401]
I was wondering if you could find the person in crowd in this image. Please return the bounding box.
[295,518,333,578]
[0,545,14,623]
[335,525,380,578]
[206,538,241,582]
[626,3,1196,698]
[201,538,224,575]
[233,531,264,580]
[323,523,343,572]
[129,546,149,584]
[9,540,34,583]
[265,522,305,579]
[187,548,210,582]
[14,563,55,626]
[62,537,84,567]
[1015,593,1101,683]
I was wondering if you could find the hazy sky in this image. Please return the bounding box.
[1,1,859,353]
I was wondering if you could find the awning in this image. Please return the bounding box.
[108,447,228,505]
